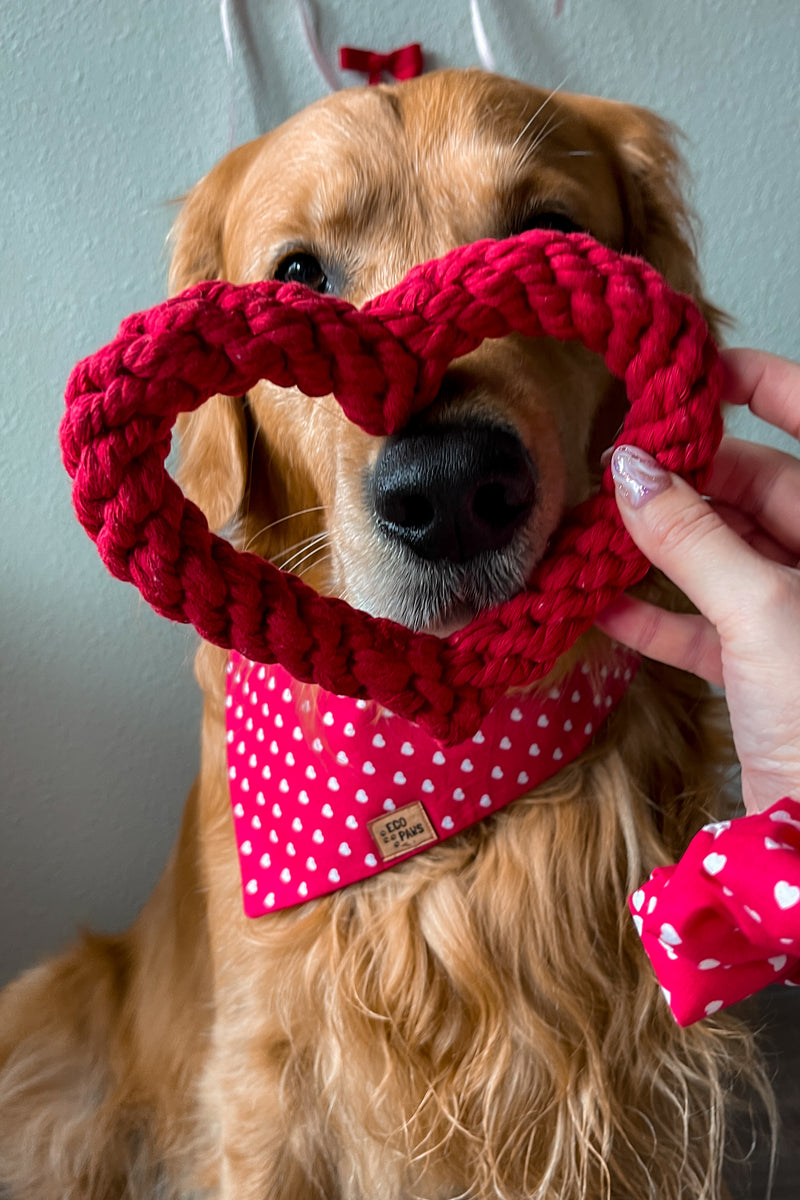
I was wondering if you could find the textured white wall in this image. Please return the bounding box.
[1,0,798,985]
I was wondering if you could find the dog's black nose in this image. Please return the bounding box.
[370,424,537,563]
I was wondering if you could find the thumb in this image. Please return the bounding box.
[610,445,766,629]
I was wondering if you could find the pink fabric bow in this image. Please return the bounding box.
[339,43,424,85]
[631,798,800,1025]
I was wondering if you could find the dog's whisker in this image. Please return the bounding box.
[518,113,565,168]
[245,510,327,555]
[511,75,569,153]
[276,532,331,575]
[294,551,333,588]
[272,541,320,573]
[259,505,326,537]
[287,545,332,581]
[301,546,332,574]
[271,534,326,570]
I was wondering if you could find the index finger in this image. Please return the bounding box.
[721,348,800,442]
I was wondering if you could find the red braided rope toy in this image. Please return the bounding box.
[61,230,723,744]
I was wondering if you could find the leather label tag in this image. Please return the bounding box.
[368,801,438,862]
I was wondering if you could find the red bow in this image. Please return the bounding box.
[339,43,424,86]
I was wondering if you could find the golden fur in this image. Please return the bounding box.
[0,70,772,1198]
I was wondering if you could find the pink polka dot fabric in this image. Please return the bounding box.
[630,799,800,1025]
[226,651,637,915]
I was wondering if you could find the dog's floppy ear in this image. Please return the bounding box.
[566,95,726,466]
[168,143,258,532]
[575,96,725,338]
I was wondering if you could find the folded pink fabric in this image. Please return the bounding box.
[630,799,800,1025]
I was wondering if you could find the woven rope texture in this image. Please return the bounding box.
[61,230,723,743]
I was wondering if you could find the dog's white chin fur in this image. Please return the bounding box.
[339,526,541,632]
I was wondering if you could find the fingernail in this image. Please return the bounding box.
[610,445,672,509]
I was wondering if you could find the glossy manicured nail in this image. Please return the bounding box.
[610,445,672,509]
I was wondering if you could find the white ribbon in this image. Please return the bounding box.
[218,0,499,109]
[470,0,496,73]
[296,0,342,90]
[219,0,341,99]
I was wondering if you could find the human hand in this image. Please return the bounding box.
[597,348,800,817]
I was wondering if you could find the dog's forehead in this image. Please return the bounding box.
[247,72,605,198]
[228,71,625,288]
[280,72,582,174]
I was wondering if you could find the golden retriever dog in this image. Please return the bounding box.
[0,69,771,1199]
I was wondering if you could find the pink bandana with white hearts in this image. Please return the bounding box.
[226,650,637,915]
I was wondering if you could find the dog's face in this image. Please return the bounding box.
[172,70,713,632]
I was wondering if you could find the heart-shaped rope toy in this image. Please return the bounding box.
[61,230,723,744]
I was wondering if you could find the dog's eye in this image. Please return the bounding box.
[274,252,331,293]
[517,211,583,235]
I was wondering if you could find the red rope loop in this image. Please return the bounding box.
[61,231,723,743]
